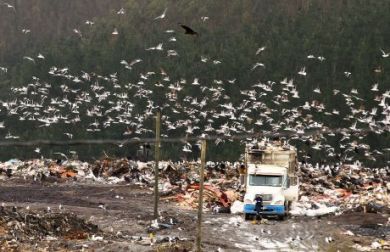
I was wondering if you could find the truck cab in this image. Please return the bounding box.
[243,143,299,220]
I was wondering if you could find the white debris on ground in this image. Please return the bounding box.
[352,239,390,251]
[230,200,244,214]
[289,196,340,217]
[1,158,389,217]
[210,216,321,251]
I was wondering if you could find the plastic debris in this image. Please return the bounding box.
[0,158,389,215]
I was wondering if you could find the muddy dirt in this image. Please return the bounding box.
[0,179,389,251]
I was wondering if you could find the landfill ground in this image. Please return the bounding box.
[1,179,389,252]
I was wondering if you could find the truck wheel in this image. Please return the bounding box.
[245,214,252,221]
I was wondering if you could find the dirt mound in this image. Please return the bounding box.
[0,206,99,241]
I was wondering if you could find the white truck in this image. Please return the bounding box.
[243,143,299,220]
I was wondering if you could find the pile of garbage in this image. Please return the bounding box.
[0,158,242,211]
[162,184,239,212]
[297,163,390,215]
[1,158,389,215]
[0,205,99,248]
[0,159,89,181]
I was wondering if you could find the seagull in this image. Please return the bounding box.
[154,8,167,20]
[23,56,35,63]
[130,58,142,66]
[325,236,334,243]
[146,43,163,51]
[1,2,15,11]
[64,133,73,139]
[227,79,236,84]
[178,23,198,35]
[255,46,266,55]
[182,143,192,152]
[371,83,379,91]
[298,67,306,76]
[98,203,107,211]
[34,147,41,153]
[117,8,125,15]
[192,78,200,85]
[167,49,178,57]
[251,62,265,71]
[85,20,94,26]
[112,28,119,35]
[342,230,354,236]
[380,49,389,58]
[73,28,82,37]
[201,16,209,22]
[54,152,68,160]
[317,56,326,61]
[21,29,31,34]
[37,53,45,59]
[344,71,352,78]
[313,88,321,94]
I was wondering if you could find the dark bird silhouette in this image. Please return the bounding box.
[178,23,198,35]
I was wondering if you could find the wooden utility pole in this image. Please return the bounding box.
[244,146,248,189]
[153,110,161,219]
[196,139,207,252]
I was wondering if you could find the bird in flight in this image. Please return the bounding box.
[380,49,389,58]
[21,29,31,34]
[251,62,265,71]
[255,46,266,55]
[112,28,119,36]
[85,20,94,26]
[1,2,15,11]
[178,23,198,35]
[154,8,167,20]
[117,8,125,15]
[298,67,306,76]
[201,16,209,22]
[23,56,35,63]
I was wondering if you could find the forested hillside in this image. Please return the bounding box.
[0,0,388,164]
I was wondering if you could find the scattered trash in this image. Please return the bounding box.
[0,158,389,216]
[230,201,244,214]
[289,198,339,217]
[0,206,99,243]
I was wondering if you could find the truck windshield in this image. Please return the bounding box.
[249,175,282,187]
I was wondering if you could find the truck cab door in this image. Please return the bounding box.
[283,176,299,201]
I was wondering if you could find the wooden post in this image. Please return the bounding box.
[196,139,207,252]
[244,146,248,189]
[153,110,161,219]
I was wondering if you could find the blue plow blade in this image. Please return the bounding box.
[243,204,285,215]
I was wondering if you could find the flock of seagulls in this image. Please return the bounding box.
[0,5,389,166]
